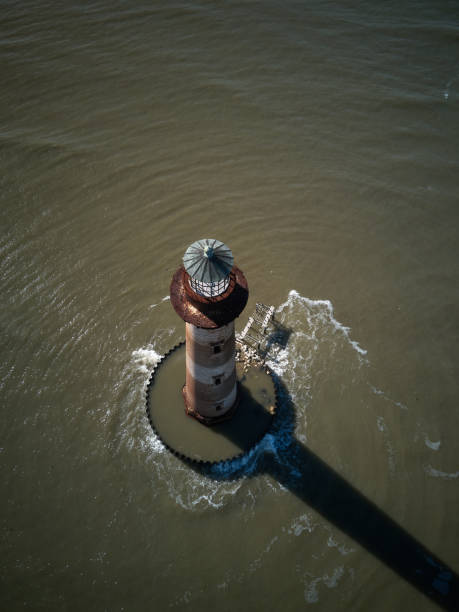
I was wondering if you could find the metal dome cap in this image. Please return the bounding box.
[183,239,234,282]
[183,239,234,297]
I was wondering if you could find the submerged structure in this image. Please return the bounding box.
[170,239,248,424]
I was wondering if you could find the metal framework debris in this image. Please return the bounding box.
[236,302,292,366]
[238,303,274,345]
[236,302,276,359]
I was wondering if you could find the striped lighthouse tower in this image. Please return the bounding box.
[170,239,248,425]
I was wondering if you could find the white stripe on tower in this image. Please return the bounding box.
[184,321,237,418]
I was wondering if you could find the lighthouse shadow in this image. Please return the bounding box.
[193,375,459,611]
[260,319,292,358]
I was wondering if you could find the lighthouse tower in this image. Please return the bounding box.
[170,239,248,425]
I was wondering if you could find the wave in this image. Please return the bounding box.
[277,289,368,358]
[131,346,162,375]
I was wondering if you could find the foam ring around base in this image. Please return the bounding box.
[145,342,277,465]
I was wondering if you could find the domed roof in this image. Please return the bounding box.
[183,239,234,283]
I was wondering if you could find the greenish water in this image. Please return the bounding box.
[1,1,459,610]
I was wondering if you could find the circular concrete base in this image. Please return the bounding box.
[146,343,278,465]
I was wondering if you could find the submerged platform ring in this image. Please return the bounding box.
[145,342,278,465]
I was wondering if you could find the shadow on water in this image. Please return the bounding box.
[262,319,292,353]
[245,319,293,361]
[191,374,459,611]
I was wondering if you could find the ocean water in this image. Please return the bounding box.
[1,1,459,610]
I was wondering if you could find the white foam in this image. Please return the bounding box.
[163,467,245,512]
[265,346,290,377]
[141,431,166,455]
[278,290,368,358]
[370,386,408,410]
[209,434,278,480]
[424,435,441,451]
[425,465,459,480]
[149,295,170,310]
[376,416,396,474]
[304,566,345,603]
[120,341,169,458]
[323,566,345,588]
[288,512,315,537]
[131,346,162,375]
[327,535,355,556]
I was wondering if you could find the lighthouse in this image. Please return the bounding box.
[146,238,275,463]
[170,239,249,425]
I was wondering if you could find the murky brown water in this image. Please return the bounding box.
[1,1,459,610]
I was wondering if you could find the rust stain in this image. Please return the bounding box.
[170,266,249,329]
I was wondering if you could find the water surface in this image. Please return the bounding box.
[1,1,459,610]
